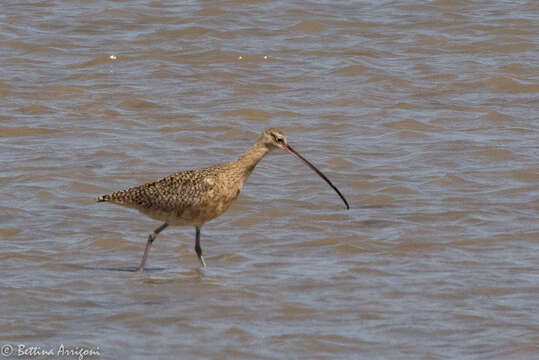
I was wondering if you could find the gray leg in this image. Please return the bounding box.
[195,226,206,268]
[137,222,168,272]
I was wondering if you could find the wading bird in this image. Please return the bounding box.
[97,128,349,271]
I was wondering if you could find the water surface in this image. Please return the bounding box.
[1,1,538,359]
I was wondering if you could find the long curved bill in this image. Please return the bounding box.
[284,144,350,210]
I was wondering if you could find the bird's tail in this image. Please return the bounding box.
[96,194,110,202]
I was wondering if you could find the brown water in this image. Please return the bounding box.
[1,1,538,359]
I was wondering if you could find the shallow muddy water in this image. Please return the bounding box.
[1,1,538,359]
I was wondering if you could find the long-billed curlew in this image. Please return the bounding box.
[97,128,349,271]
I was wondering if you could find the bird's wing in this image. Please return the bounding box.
[102,169,214,212]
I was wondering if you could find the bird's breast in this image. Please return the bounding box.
[180,181,242,225]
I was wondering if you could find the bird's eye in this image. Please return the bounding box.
[275,137,283,143]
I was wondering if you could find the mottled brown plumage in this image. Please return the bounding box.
[97,128,349,271]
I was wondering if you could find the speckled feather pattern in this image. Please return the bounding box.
[98,164,243,226]
[97,130,277,227]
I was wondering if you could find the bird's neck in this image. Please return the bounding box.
[235,141,269,178]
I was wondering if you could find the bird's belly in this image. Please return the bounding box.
[139,194,236,227]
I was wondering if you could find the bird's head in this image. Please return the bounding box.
[259,128,288,150]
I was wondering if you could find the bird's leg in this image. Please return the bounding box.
[195,226,206,268]
[137,222,168,272]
